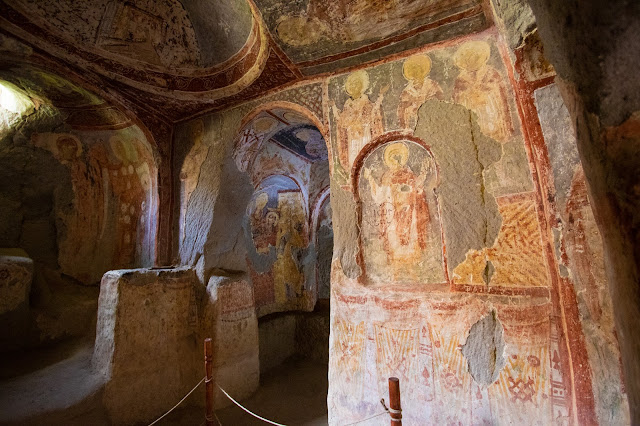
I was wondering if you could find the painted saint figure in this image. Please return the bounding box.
[453,41,513,142]
[363,142,431,280]
[272,191,307,304]
[397,54,443,130]
[332,70,386,177]
[250,192,279,254]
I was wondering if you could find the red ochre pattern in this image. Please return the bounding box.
[453,195,550,288]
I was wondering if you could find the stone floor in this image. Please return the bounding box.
[166,357,329,426]
[0,337,107,425]
[0,343,328,426]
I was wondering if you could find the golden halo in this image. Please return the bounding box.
[345,70,369,98]
[253,116,277,133]
[453,41,491,71]
[56,135,82,158]
[384,142,409,168]
[109,137,131,163]
[283,111,307,124]
[403,55,432,82]
[277,16,322,47]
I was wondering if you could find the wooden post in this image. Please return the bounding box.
[388,377,402,425]
[205,338,216,426]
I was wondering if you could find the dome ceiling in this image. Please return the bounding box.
[6,0,253,69]
[0,0,267,100]
[0,0,490,122]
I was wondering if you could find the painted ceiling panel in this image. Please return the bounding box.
[253,0,488,73]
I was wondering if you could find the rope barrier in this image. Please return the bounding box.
[217,384,287,426]
[343,411,388,426]
[342,398,396,425]
[147,377,205,426]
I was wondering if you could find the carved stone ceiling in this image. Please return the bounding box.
[0,0,490,123]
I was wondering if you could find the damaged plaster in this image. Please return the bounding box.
[461,310,506,386]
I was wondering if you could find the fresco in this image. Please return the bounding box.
[358,141,445,284]
[328,37,532,196]
[452,195,550,288]
[248,176,309,312]
[30,127,156,283]
[232,108,328,175]
[398,54,443,129]
[250,142,311,197]
[452,41,513,142]
[271,124,328,161]
[329,296,573,425]
[325,31,611,426]
[331,70,385,180]
[253,0,487,73]
[12,0,200,68]
[535,83,628,423]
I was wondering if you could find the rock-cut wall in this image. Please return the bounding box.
[325,28,625,425]
[173,26,626,425]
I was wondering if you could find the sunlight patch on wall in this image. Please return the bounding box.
[0,80,34,135]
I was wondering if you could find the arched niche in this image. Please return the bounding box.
[354,134,447,286]
[0,66,159,285]
[223,103,330,316]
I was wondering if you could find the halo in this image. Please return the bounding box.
[189,119,204,137]
[403,55,432,81]
[55,135,82,157]
[253,116,277,133]
[453,41,491,71]
[345,70,369,98]
[276,16,322,47]
[295,128,319,142]
[384,142,409,168]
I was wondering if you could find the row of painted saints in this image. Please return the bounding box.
[332,41,513,178]
[339,41,513,284]
[31,132,155,281]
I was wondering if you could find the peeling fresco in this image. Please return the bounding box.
[169,30,625,426]
[28,127,157,283]
[325,31,600,426]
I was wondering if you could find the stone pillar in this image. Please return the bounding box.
[0,249,33,351]
[93,267,200,424]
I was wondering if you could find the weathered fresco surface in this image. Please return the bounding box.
[0,68,158,285]
[174,99,331,317]
[324,30,623,425]
[254,0,488,74]
[358,140,445,284]
[0,124,156,285]
[247,176,309,314]
[28,127,157,283]
[172,29,625,425]
[535,84,629,424]
[8,0,252,68]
